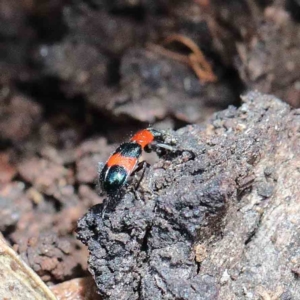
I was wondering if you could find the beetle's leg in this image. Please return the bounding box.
[101,197,108,218]
[152,142,176,151]
[127,161,151,201]
[148,141,177,156]
[132,161,150,190]
[151,141,196,160]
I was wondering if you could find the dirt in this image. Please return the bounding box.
[207,0,300,107]
[1,1,300,299]
[50,277,101,300]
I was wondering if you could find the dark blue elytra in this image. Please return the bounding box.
[100,164,128,195]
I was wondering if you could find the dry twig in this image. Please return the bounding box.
[149,34,217,83]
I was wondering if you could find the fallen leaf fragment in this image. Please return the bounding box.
[0,233,57,300]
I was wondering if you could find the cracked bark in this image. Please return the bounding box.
[77,91,300,299]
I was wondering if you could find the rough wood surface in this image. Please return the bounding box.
[78,91,300,299]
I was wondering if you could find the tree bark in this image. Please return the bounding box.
[78,91,300,299]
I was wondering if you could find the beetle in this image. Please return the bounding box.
[98,128,175,196]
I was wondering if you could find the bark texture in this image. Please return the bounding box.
[77,91,300,299]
